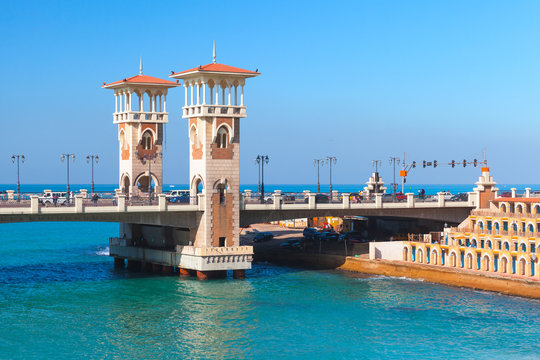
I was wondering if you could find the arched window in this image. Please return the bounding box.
[216,126,229,149]
[142,131,153,150]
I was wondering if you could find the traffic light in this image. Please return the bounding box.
[451,160,455,168]
[433,160,438,168]
[423,160,426,168]
[463,159,467,167]
[473,159,478,167]
[412,161,416,168]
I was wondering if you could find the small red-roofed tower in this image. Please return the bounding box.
[170,46,259,274]
[103,59,179,197]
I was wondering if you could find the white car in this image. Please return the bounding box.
[39,192,69,206]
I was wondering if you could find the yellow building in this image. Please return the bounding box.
[404,169,539,279]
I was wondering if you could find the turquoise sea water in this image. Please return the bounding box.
[1,221,539,359]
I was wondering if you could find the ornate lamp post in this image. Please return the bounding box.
[326,156,337,196]
[313,158,324,193]
[61,154,76,205]
[11,154,25,202]
[136,151,162,205]
[86,155,99,194]
[255,155,269,203]
[389,156,401,201]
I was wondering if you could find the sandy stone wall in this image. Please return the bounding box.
[339,258,540,299]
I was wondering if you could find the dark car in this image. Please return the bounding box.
[320,231,339,242]
[168,193,190,203]
[253,232,274,242]
[450,193,468,201]
[303,227,318,237]
[500,191,512,198]
[338,231,365,243]
[303,194,330,204]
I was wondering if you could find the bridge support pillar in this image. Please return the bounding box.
[127,259,141,271]
[196,270,226,280]
[178,268,191,276]
[233,269,246,279]
[114,257,125,268]
[141,262,152,272]
[152,263,162,273]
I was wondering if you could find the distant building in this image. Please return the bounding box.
[404,168,539,279]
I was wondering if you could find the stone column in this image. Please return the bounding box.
[6,190,14,200]
[511,188,516,198]
[158,194,167,211]
[30,195,39,213]
[117,194,126,212]
[308,192,316,209]
[525,188,531,198]
[75,195,83,213]
[406,193,414,208]
[375,193,382,208]
[273,192,282,210]
[438,192,445,207]
[342,193,350,209]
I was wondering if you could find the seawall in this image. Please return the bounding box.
[339,257,540,299]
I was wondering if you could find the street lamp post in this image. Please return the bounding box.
[255,155,269,204]
[313,159,324,193]
[11,154,25,202]
[61,154,76,205]
[137,152,162,205]
[326,156,337,198]
[86,155,99,194]
[389,156,401,201]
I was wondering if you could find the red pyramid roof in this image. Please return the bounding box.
[103,74,179,88]
[171,63,259,77]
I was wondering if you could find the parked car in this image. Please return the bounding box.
[440,191,453,200]
[253,232,274,242]
[166,190,190,203]
[39,192,69,206]
[303,227,319,240]
[303,194,329,204]
[450,193,468,201]
[500,191,512,198]
[338,231,365,243]
[382,193,406,201]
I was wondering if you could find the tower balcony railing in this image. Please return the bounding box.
[113,111,168,123]
[182,105,246,118]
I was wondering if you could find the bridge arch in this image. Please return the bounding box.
[134,172,159,194]
[120,173,131,195]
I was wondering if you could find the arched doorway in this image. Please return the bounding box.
[501,257,508,274]
[431,250,438,265]
[450,252,457,267]
[518,258,527,276]
[121,174,130,197]
[466,253,473,269]
[403,247,409,261]
[417,248,423,263]
[482,255,490,271]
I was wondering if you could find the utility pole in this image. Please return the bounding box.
[326,156,337,197]
[255,155,269,203]
[86,155,99,194]
[61,154,75,205]
[11,154,25,202]
[389,156,400,201]
[313,159,324,193]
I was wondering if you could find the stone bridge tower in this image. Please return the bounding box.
[103,61,179,197]
[169,55,259,277]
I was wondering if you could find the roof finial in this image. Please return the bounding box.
[139,56,143,75]
[213,40,216,64]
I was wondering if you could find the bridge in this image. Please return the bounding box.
[0,191,474,226]
[0,52,497,279]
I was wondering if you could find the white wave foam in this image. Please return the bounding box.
[94,246,110,256]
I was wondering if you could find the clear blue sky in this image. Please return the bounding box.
[1,0,540,186]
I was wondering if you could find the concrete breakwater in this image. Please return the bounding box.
[339,258,540,299]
